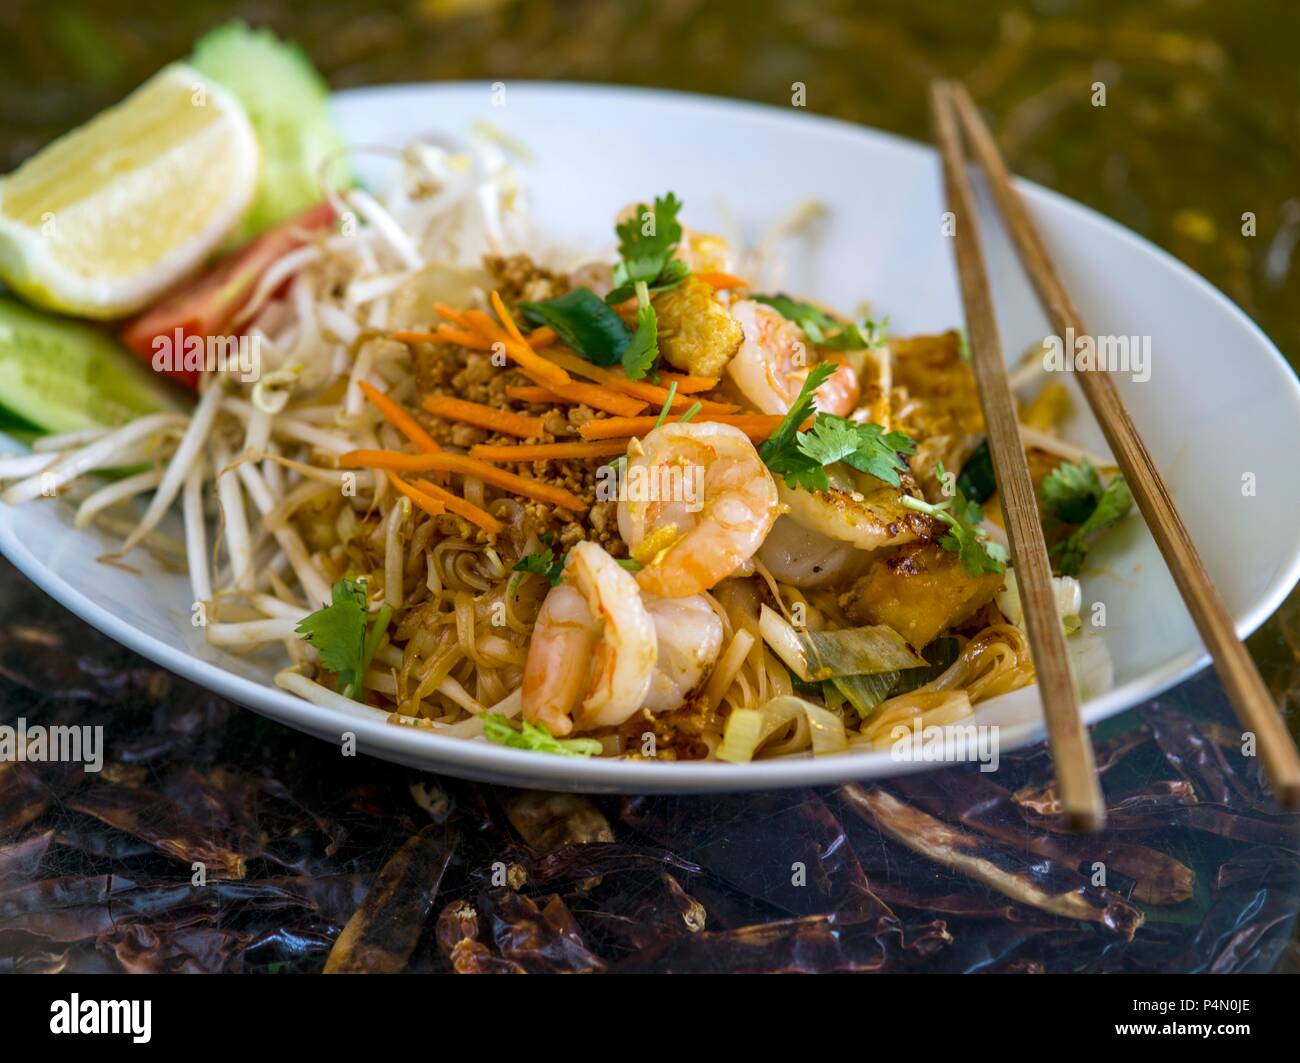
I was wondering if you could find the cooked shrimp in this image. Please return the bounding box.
[521,541,657,735]
[756,514,871,589]
[726,299,858,416]
[817,351,861,417]
[618,421,779,598]
[641,595,724,712]
[778,467,934,553]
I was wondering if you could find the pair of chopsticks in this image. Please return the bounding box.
[930,79,1300,828]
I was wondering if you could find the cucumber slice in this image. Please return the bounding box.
[0,297,182,434]
[0,405,40,446]
[190,21,352,244]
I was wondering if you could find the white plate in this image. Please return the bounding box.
[3,83,1299,793]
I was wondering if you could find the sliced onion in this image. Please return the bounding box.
[759,605,926,682]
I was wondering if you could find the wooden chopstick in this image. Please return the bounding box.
[931,81,1106,831]
[946,80,1300,808]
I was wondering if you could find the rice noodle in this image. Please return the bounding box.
[704,628,755,708]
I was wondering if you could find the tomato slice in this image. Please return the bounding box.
[120,201,336,389]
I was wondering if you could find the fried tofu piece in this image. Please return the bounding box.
[839,541,1002,649]
[654,275,743,379]
[890,330,984,437]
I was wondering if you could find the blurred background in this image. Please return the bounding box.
[2,0,1297,717]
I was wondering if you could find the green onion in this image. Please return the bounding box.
[652,380,678,431]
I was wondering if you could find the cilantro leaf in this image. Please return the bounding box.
[758,361,838,469]
[482,714,603,757]
[758,362,839,492]
[901,469,1007,577]
[1050,474,1133,577]
[607,258,688,306]
[1041,458,1105,524]
[295,578,391,700]
[514,544,567,586]
[753,294,840,338]
[758,362,918,492]
[1038,458,1134,576]
[793,414,863,467]
[621,282,660,381]
[607,193,687,304]
[520,288,631,367]
[766,448,831,493]
[753,294,887,351]
[784,415,915,490]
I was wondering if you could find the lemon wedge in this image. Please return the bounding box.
[0,63,259,319]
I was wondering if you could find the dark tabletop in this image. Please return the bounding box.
[1,0,1298,973]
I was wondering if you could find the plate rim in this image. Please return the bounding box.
[3,79,1299,792]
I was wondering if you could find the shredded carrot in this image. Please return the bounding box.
[469,440,630,462]
[357,380,440,453]
[433,302,474,328]
[541,349,737,413]
[695,271,748,290]
[578,413,788,442]
[489,290,531,350]
[409,477,504,535]
[386,472,446,520]
[506,385,565,404]
[618,378,727,411]
[432,325,493,349]
[358,380,450,484]
[459,308,571,389]
[340,449,587,511]
[431,301,570,388]
[506,380,648,417]
[414,323,558,358]
[422,394,546,440]
[655,370,722,394]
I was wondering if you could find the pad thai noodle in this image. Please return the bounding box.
[0,123,1132,763]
